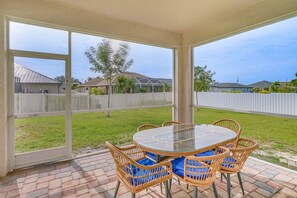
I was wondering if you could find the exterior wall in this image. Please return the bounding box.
[19,83,60,94]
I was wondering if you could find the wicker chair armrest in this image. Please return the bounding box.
[117,144,138,151]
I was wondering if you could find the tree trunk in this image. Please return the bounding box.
[106,79,111,117]
[195,91,199,111]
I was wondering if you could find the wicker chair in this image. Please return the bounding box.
[161,121,182,127]
[219,138,258,198]
[106,141,172,198]
[137,124,159,132]
[171,147,230,198]
[212,119,241,147]
[137,124,160,161]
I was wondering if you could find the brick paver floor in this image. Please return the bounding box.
[0,151,297,198]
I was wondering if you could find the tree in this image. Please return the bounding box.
[86,77,94,82]
[194,65,215,109]
[270,81,281,92]
[164,82,171,92]
[281,73,297,93]
[125,78,136,93]
[115,76,136,93]
[89,87,104,95]
[54,75,66,84]
[85,39,133,117]
[116,75,127,93]
[54,75,82,90]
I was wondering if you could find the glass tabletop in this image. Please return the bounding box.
[133,123,237,157]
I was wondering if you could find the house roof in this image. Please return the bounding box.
[97,72,149,86]
[14,63,59,84]
[211,83,253,88]
[135,77,172,86]
[249,81,273,89]
[84,71,172,87]
[80,77,104,87]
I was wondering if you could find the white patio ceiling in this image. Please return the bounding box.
[46,0,263,33]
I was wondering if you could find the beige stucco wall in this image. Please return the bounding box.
[20,83,60,94]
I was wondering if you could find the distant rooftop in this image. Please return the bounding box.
[211,83,253,88]
[94,71,172,87]
[80,77,103,87]
[249,80,273,89]
[14,64,59,84]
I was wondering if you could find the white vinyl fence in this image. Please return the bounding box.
[14,92,173,115]
[15,92,297,116]
[194,92,297,116]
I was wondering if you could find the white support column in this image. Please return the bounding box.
[173,42,194,123]
[0,16,9,177]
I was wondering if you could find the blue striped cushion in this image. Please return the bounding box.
[171,157,209,178]
[146,152,157,160]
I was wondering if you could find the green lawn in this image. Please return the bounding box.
[15,107,297,163]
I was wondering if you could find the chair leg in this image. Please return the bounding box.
[114,180,120,198]
[131,193,135,198]
[221,173,223,181]
[165,180,170,198]
[169,178,172,190]
[160,182,163,193]
[212,182,218,198]
[222,173,233,187]
[186,184,189,189]
[177,178,180,185]
[193,186,198,198]
[237,172,245,195]
[227,173,231,198]
[222,173,227,181]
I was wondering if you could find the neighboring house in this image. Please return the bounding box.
[249,80,288,90]
[249,80,273,90]
[14,63,61,93]
[78,77,104,93]
[81,71,172,93]
[209,83,253,93]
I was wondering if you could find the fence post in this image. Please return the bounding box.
[87,94,90,110]
[16,94,19,114]
[45,94,48,112]
[152,92,155,105]
[19,93,22,114]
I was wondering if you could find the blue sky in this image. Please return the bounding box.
[194,16,297,84]
[10,16,297,84]
[10,22,173,83]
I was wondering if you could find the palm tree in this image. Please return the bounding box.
[125,78,136,93]
[116,75,127,94]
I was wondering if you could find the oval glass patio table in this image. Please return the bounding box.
[133,123,238,157]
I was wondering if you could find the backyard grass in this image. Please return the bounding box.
[15,107,297,164]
